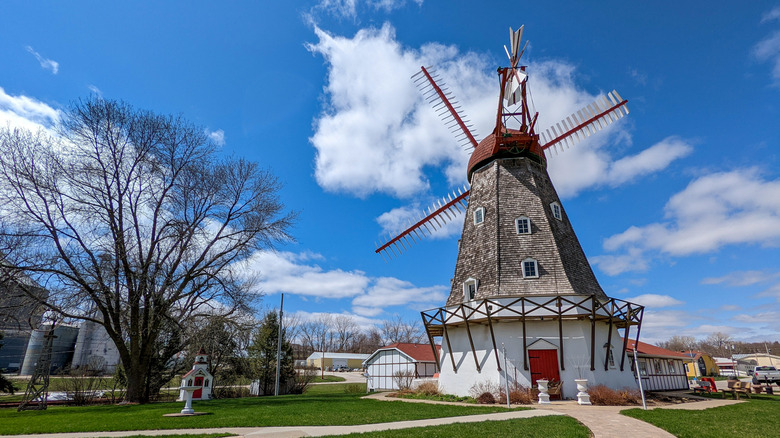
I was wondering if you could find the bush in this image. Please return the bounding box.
[415,381,440,396]
[393,370,415,390]
[476,391,496,404]
[499,385,535,405]
[289,366,317,394]
[61,369,107,406]
[469,380,499,399]
[588,384,642,406]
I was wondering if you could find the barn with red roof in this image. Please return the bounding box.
[363,343,440,390]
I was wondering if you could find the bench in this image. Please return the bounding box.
[721,380,752,399]
[692,381,712,393]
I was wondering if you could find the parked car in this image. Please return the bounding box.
[753,366,780,384]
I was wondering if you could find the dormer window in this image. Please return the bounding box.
[515,216,531,234]
[522,258,539,278]
[550,202,562,221]
[463,278,478,301]
[473,207,485,225]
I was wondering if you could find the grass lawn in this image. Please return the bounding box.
[323,417,590,438]
[623,393,780,438]
[96,435,232,438]
[0,383,521,435]
[311,375,346,383]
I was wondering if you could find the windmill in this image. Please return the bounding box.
[376,26,644,399]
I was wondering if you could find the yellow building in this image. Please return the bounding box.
[683,351,719,377]
[306,352,370,370]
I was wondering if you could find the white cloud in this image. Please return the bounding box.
[239,249,447,315]
[602,169,780,260]
[352,277,447,316]
[590,248,649,276]
[757,282,780,302]
[733,311,780,323]
[701,270,780,286]
[754,7,780,87]
[313,0,421,19]
[625,294,684,308]
[376,202,463,240]
[87,85,102,96]
[761,6,780,23]
[604,137,692,186]
[241,250,370,299]
[25,46,59,74]
[0,86,61,132]
[207,129,226,146]
[291,310,381,331]
[308,24,689,201]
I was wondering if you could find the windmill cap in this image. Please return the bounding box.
[467,129,544,181]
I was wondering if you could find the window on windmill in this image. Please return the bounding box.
[463,278,478,301]
[607,348,615,368]
[522,259,538,278]
[516,216,531,234]
[550,202,562,221]
[205,379,209,388]
[474,207,485,225]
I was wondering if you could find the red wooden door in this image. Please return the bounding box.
[194,377,203,398]
[528,349,560,386]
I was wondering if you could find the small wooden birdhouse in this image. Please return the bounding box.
[177,347,213,401]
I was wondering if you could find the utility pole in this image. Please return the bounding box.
[274,294,284,396]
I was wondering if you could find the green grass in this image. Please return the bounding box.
[96,435,232,438]
[623,394,780,438]
[394,392,477,404]
[0,383,521,435]
[311,375,346,383]
[323,416,590,438]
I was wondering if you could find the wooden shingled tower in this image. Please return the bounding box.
[375,26,645,398]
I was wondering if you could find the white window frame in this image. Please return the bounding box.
[522,258,539,279]
[515,216,531,234]
[550,202,562,221]
[473,207,485,225]
[463,277,479,301]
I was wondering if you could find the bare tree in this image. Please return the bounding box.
[332,314,359,352]
[380,315,424,345]
[701,332,734,358]
[298,314,334,353]
[0,98,294,402]
[658,335,698,353]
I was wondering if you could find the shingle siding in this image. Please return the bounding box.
[448,157,607,305]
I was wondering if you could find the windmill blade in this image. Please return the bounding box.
[376,188,470,259]
[539,90,628,155]
[412,66,479,150]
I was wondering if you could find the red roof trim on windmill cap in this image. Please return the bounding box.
[467,129,544,181]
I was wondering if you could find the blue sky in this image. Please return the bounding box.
[2,1,780,344]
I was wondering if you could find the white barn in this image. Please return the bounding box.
[363,343,439,391]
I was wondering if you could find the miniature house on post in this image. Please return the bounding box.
[178,348,213,401]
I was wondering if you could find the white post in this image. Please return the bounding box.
[275,294,284,396]
[502,343,510,407]
[633,348,647,410]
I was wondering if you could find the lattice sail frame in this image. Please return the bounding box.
[421,294,644,374]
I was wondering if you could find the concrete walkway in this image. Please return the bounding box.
[0,392,744,438]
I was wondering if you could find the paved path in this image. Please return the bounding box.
[0,391,743,438]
